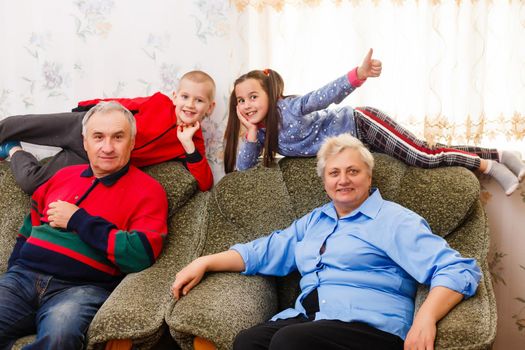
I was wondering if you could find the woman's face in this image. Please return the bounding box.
[235,78,269,125]
[323,148,372,217]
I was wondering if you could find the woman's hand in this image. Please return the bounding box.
[171,257,208,300]
[404,286,463,350]
[171,250,245,300]
[403,315,437,350]
[357,48,382,80]
[237,105,258,142]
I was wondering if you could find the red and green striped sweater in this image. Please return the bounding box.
[8,163,168,290]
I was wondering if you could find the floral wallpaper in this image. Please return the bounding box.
[1,0,524,348]
[73,0,114,39]
[0,0,235,178]
[481,177,525,348]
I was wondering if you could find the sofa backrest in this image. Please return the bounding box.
[0,165,29,273]
[203,154,485,309]
[279,154,481,238]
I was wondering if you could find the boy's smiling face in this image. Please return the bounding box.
[173,79,215,125]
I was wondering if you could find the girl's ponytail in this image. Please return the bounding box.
[224,88,241,173]
[261,69,284,168]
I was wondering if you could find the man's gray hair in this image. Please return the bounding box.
[316,133,374,177]
[81,101,136,138]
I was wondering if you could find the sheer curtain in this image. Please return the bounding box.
[232,0,525,150]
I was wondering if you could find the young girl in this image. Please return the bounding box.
[223,50,525,195]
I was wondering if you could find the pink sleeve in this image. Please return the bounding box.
[347,67,367,88]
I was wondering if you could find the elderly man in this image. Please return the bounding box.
[0,101,168,349]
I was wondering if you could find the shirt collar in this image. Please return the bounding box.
[80,162,131,186]
[321,187,383,220]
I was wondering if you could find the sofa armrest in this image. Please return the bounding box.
[414,262,496,350]
[87,192,211,349]
[86,266,173,349]
[166,272,278,350]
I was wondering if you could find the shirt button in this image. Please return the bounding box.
[321,300,326,304]
[74,195,79,200]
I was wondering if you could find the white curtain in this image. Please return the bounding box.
[232,0,525,149]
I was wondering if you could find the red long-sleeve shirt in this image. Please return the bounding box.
[78,92,213,191]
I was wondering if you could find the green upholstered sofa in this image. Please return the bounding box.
[165,154,497,350]
[0,161,198,350]
[0,154,497,349]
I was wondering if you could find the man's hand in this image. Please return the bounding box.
[357,48,382,80]
[177,121,201,154]
[47,200,79,229]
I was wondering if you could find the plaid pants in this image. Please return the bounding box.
[354,107,499,171]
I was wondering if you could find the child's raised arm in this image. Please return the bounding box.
[357,48,382,80]
[285,49,382,117]
[177,122,213,191]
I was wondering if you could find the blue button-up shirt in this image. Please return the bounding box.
[231,189,481,340]
[236,74,358,170]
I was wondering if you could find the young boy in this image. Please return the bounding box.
[0,70,216,193]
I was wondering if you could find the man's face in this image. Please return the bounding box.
[173,79,215,125]
[83,110,135,178]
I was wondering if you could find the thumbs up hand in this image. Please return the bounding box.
[357,48,382,80]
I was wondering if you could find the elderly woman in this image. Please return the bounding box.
[171,133,481,350]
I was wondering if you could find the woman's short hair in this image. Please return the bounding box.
[81,101,136,138]
[316,133,374,177]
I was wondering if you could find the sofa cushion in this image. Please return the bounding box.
[202,165,296,255]
[0,163,29,273]
[279,154,480,237]
[141,161,198,218]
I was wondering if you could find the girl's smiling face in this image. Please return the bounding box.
[235,78,269,125]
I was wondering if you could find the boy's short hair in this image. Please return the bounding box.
[180,70,216,101]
